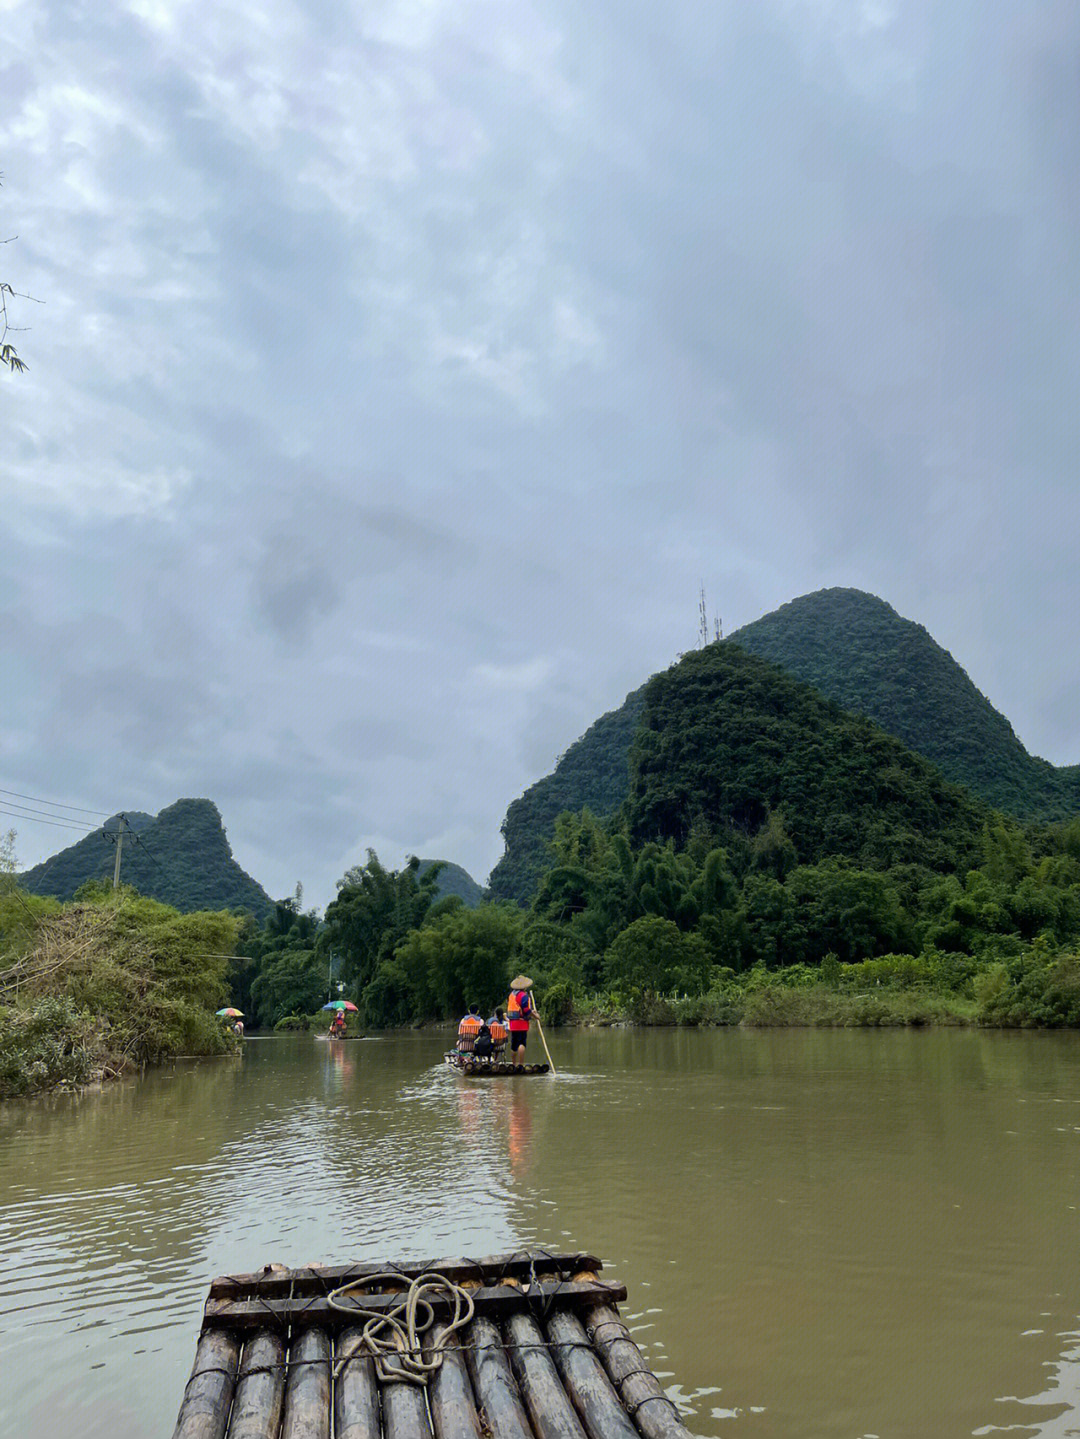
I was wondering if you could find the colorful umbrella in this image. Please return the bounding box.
[321,1000,358,1012]
[216,1007,244,1017]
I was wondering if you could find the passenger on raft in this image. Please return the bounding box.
[506,977,534,1068]
[457,1004,483,1053]
[471,1019,495,1063]
[487,1008,508,1059]
[328,1013,346,1039]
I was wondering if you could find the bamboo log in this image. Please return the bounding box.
[380,1373,433,1439]
[463,1315,534,1439]
[425,1332,483,1439]
[173,1329,242,1439]
[545,1311,639,1439]
[506,1312,587,1439]
[582,1304,694,1439]
[226,1331,286,1439]
[333,1327,381,1439]
[205,1279,625,1331]
[210,1252,602,1301]
[281,1328,331,1439]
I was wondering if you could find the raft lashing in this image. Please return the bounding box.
[172,1249,695,1438]
[444,1051,551,1076]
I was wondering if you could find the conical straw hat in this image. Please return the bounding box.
[509,975,534,990]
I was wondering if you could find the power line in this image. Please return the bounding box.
[0,797,102,828]
[0,786,110,817]
[0,805,99,834]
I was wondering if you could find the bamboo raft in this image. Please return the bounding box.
[172,1248,695,1438]
[444,1052,551,1076]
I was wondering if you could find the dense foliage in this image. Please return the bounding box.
[19,799,273,920]
[417,859,484,908]
[486,687,647,903]
[487,588,1080,905]
[0,883,241,1097]
[728,588,1079,822]
[627,644,987,871]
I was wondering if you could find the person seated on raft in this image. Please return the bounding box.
[456,1004,483,1053]
[328,1012,346,1038]
[487,1008,508,1058]
[471,1020,495,1063]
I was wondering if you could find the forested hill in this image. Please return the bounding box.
[19,798,273,919]
[728,588,1079,822]
[485,686,647,902]
[417,859,483,907]
[627,644,987,873]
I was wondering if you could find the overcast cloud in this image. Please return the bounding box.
[3,0,1079,904]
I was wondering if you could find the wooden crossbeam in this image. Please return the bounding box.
[203,1278,627,1331]
[208,1250,603,1302]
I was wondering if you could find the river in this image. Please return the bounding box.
[2,1028,1080,1437]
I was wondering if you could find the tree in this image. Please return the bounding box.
[2,175,31,373]
[323,852,444,995]
[604,916,711,995]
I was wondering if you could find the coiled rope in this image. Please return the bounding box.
[327,1272,476,1385]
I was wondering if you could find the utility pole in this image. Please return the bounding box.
[112,814,126,891]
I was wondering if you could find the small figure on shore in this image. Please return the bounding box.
[457,1004,483,1053]
[487,1008,508,1058]
[506,977,533,1067]
[233,1019,244,1039]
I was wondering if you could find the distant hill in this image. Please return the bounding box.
[487,587,1080,904]
[20,798,273,919]
[417,859,483,908]
[727,588,1079,822]
[627,643,987,873]
[485,687,647,903]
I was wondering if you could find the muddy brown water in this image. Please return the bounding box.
[2,1028,1080,1437]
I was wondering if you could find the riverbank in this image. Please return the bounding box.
[558,948,1080,1030]
[0,888,241,1099]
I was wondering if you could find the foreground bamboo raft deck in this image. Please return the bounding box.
[444,1053,551,1076]
[173,1249,695,1438]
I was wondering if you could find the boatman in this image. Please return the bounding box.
[457,1004,483,1053]
[506,976,534,1068]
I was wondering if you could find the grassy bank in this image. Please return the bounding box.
[549,949,1080,1030]
[0,886,241,1098]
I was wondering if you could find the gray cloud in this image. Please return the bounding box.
[2,0,1079,900]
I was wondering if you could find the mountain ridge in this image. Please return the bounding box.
[487,587,1079,904]
[19,798,274,918]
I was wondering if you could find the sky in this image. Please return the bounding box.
[2,0,1079,907]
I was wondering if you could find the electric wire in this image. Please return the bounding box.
[0,805,99,834]
[0,786,110,816]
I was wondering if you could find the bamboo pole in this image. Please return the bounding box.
[505,1311,587,1439]
[463,1314,534,1439]
[545,1310,640,1439]
[173,1329,242,1439]
[533,1010,557,1074]
[582,1303,694,1439]
[333,1327,381,1439]
[425,1331,483,1439]
[281,1328,331,1439]
[380,1372,433,1439]
[226,1331,286,1439]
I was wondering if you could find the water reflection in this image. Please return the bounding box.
[1,1029,1080,1437]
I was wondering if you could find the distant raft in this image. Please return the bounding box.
[444,1051,551,1076]
[172,1248,695,1439]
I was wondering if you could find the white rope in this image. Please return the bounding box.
[328,1272,476,1386]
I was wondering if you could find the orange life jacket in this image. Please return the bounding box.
[457,1014,482,1051]
[488,1018,508,1045]
[506,990,531,1027]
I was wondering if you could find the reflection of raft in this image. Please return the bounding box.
[173,1249,695,1438]
[444,1051,550,1076]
